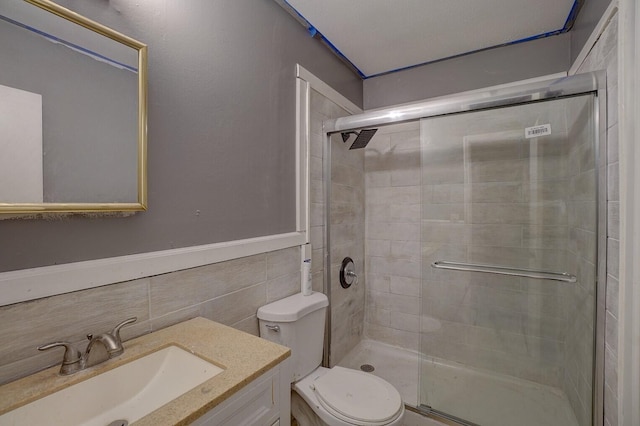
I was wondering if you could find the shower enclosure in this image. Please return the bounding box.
[322,72,606,426]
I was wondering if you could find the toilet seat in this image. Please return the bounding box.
[311,366,403,426]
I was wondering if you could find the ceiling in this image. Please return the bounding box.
[279,0,579,78]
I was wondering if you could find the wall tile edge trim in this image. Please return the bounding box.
[0,231,305,306]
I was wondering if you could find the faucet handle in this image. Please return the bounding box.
[37,341,84,375]
[110,317,137,343]
[112,317,137,336]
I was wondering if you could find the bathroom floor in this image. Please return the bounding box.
[338,340,579,426]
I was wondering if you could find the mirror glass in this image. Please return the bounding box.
[0,0,147,213]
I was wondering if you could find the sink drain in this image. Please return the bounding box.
[107,420,128,426]
[360,364,375,372]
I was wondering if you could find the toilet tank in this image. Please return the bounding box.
[257,292,328,383]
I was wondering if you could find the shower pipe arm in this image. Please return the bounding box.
[431,261,577,283]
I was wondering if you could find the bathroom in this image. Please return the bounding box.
[0,0,637,425]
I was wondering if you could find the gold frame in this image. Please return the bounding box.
[0,0,148,214]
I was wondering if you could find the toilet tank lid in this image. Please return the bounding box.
[257,292,328,322]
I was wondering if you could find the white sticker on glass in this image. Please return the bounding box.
[525,124,551,139]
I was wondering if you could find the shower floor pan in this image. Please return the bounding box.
[338,340,578,426]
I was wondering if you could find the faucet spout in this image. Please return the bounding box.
[85,317,137,367]
[40,317,138,375]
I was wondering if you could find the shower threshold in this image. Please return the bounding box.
[338,339,579,426]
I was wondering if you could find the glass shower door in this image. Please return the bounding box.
[419,95,597,426]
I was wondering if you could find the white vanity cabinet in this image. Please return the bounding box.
[191,359,290,426]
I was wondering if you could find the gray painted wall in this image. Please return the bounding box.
[570,0,613,64]
[0,0,362,272]
[363,33,571,110]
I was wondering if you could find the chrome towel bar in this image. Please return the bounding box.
[431,261,577,283]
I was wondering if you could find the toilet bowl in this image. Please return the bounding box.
[257,292,404,426]
[293,366,404,426]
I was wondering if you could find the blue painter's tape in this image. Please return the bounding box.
[0,14,137,72]
[281,0,582,79]
[364,1,580,79]
[280,0,365,78]
[318,34,366,79]
[563,0,581,29]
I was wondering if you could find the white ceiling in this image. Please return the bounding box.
[281,0,576,78]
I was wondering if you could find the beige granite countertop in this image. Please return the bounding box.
[0,317,290,425]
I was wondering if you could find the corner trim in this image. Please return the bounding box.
[569,1,619,75]
[296,64,362,114]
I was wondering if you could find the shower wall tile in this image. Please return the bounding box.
[333,163,364,188]
[367,274,391,293]
[365,170,391,188]
[367,185,421,205]
[469,182,523,203]
[608,123,618,164]
[364,322,420,352]
[522,226,569,249]
[389,311,420,333]
[368,222,421,242]
[368,291,421,315]
[608,162,619,201]
[522,182,568,202]
[606,275,619,318]
[467,246,568,272]
[468,201,568,225]
[366,239,391,257]
[469,224,523,247]
[390,276,421,297]
[367,256,421,279]
[390,240,421,261]
[568,200,598,232]
[389,203,421,223]
[421,203,465,222]
[607,238,620,280]
[432,184,465,204]
[608,201,620,240]
[389,129,421,151]
[469,158,529,182]
[328,95,366,365]
[367,307,391,327]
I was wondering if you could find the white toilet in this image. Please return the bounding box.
[258,292,405,426]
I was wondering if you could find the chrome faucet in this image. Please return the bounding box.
[38,317,137,375]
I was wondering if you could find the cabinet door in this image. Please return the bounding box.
[192,368,280,426]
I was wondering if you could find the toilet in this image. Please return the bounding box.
[258,292,405,426]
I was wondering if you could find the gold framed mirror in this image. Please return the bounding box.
[0,0,147,214]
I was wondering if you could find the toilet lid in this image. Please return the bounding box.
[312,366,402,425]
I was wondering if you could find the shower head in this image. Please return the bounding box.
[340,128,378,150]
[341,131,357,143]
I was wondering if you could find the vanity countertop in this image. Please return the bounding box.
[0,317,291,425]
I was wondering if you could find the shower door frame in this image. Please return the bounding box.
[322,71,607,426]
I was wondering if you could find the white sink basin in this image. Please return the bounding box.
[0,345,224,426]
